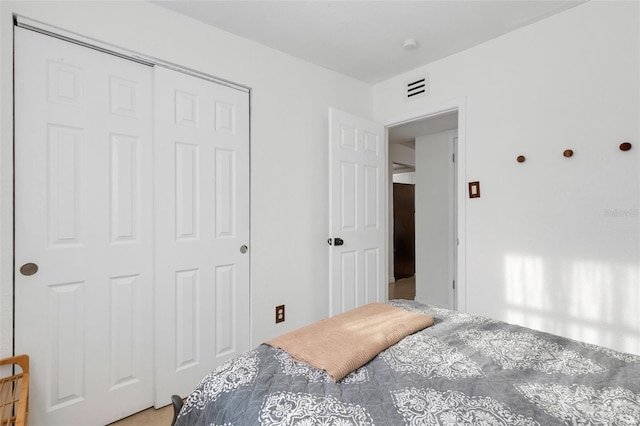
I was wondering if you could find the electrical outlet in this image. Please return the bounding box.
[275,305,285,323]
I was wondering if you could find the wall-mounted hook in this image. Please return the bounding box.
[619,142,632,151]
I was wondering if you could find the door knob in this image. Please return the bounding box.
[240,245,248,254]
[327,238,344,246]
[20,263,38,276]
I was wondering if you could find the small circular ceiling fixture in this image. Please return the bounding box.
[403,38,418,50]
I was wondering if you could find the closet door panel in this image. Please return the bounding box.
[154,67,250,405]
[14,27,154,426]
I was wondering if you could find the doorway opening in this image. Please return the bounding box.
[388,110,459,309]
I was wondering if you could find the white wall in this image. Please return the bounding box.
[390,144,416,168]
[374,1,640,354]
[414,130,456,309]
[0,1,372,357]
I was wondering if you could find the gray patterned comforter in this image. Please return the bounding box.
[175,300,640,425]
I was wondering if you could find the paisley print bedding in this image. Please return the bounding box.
[174,300,640,425]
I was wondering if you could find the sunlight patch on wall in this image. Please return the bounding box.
[564,260,639,350]
[504,254,546,330]
[566,261,612,342]
[504,254,640,355]
[620,266,640,351]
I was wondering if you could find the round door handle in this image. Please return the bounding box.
[328,238,344,246]
[20,262,38,276]
[240,245,248,254]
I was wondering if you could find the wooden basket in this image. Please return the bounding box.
[0,355,29,426]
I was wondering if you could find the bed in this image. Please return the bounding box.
[172,300,640,425]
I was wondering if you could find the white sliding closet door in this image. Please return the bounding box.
[154,66,251,405]
[14,28,154,425]
[15,27,251,424]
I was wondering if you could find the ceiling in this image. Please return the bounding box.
[151,0,586,84]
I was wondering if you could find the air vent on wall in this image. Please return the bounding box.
[405,75,429,100]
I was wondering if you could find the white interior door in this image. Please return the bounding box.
[328,108,387,316]
[14,28,154,425]
[154,66,251,405]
